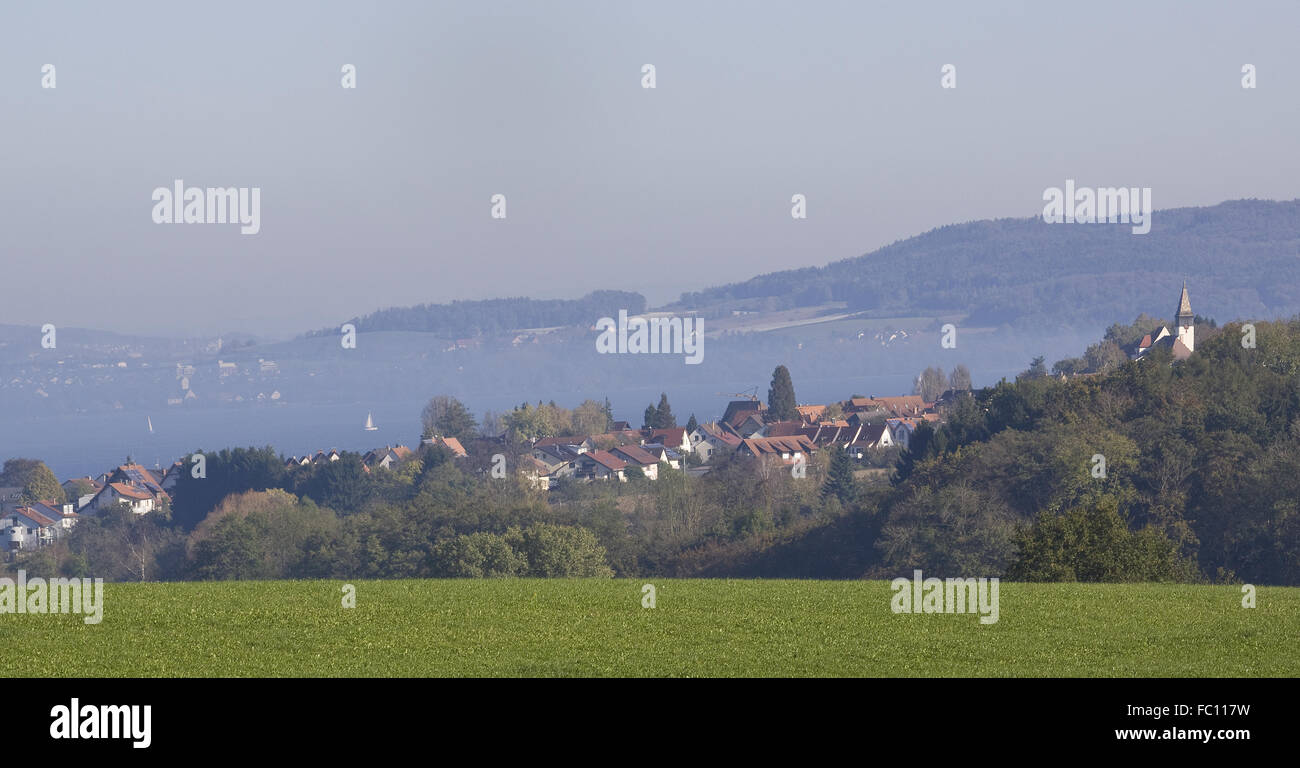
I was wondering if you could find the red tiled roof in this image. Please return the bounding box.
[763,421,804,437]
[108,482,154,501]
[612,444,658,466]
[585,450,627,471]
[436,437,467,457]
[12,506,58,527]
[648,427,687,445]
[741,436,815,456]
[795,405,827,423]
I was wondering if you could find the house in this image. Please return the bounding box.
[158,461,185,491]
[2,506,62,550]
[721,399,763,425]
[587,430,643,451]
[420,436,469,458]
[886,419,917,451]
[533,436,595,454]
[576,450,627,481]
[688,423,742,463]
[640,443,684,470]
[60,477,105,509]
[720,400,766,438]
[805,422,862,448]
[105,464,167,496]
[363,445,415,469]
[794,405,828,425]
[757,420,809,438]
[847,424,894,459]
[737,435,815,464]
[521,456,561,490]
[644,427,691,454]
[29,501,78,533]
[531,444,582,476]
[611,444,661,480]
[310,450,342,465]
[88,482,162,515]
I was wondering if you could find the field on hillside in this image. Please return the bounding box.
[2,580,1295,677]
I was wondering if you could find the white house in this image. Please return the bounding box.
[1,507,65,550]
[611,444,661,480]
[89,482,160,515]
[689,424,742,463]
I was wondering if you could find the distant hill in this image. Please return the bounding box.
[669,199,1300,328]
[307,290,647,338]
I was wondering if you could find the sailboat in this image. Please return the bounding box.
[364,412,378,431]
[147,416,154,434]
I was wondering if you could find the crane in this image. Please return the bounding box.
[716,388,760,402]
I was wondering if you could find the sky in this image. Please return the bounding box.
[2,0,1298,338]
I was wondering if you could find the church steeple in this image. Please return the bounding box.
[1175,280,1194,353]
[1176,279,1193,325]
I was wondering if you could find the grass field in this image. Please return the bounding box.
[2,580,1295,677]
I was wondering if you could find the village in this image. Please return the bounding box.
[1,281,1206,557]
[0,388,954,555]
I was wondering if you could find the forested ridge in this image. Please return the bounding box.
[673,199,1300,327]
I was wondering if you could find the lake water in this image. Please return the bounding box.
[2,370,1017,480]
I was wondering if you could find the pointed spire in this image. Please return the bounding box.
[1176,279,1193,320]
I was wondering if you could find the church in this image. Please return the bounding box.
[1131,282,1195,361]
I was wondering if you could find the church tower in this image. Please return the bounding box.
[1175,280,1194,353]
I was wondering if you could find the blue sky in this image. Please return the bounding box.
[2,0,1297,336]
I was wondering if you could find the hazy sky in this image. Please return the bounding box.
[3,0,1298,337]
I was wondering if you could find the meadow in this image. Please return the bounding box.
[2,580,1295,677]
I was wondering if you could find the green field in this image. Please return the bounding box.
[2,580,1295,676]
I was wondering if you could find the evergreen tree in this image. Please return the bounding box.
[685,413,699,433]
[821,448,856,504]
[643,404,657,430]
[603,397,615,430]
[767,365,797,421]
[654,393,676,428]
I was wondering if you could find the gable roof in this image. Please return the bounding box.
[612,444,658,466]
[584,450,627,471]
[794,404,827,421]
[647,427,687,445]
[109,464,165,494]
[7,506,58,527]
[702,426,742,447]
[740,435,815,456]
[852,424,892,446]
[762,421,805,437]
[31,501,76,519]
[435,437,467,457]
[721,400,762,425]
[107,482,155,501]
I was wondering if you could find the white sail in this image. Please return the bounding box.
[364,412,378,431]
[148,416,154,433]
